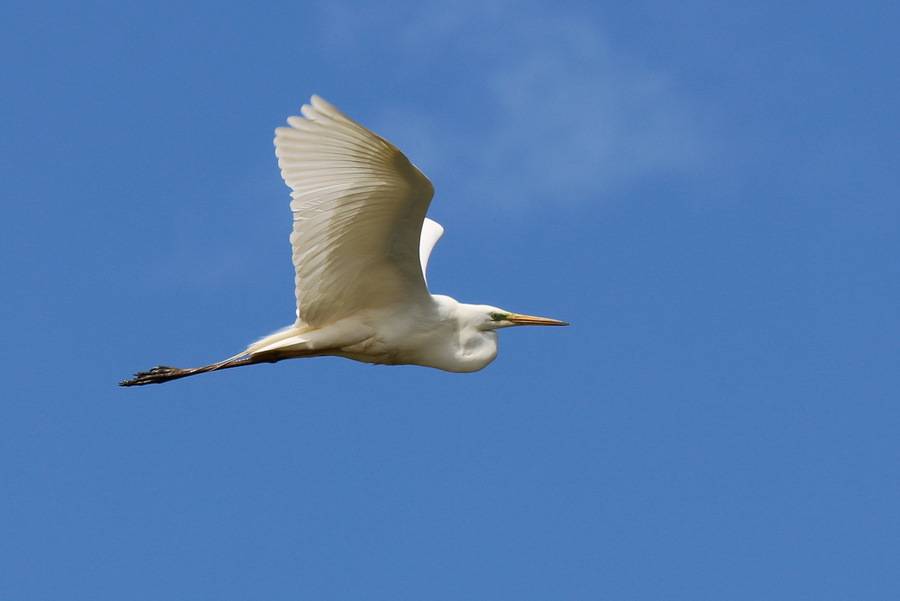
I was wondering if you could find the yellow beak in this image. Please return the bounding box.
[508,314,569,326]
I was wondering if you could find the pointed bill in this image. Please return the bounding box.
[508,314,569,326]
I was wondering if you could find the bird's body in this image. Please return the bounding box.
[245,295,501,373]
[121,96,566,386]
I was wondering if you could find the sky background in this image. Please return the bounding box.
[2,1,898,599]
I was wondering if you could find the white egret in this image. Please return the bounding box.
[121,96,567,386]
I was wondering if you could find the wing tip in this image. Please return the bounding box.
[302,95,342,122]
[423,217,444,238]
[275,95,335,139]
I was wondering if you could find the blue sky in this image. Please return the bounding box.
[2,1,898,599]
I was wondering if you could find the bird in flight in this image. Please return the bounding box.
[121,96,567,386]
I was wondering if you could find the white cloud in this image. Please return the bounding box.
[316,1,716,209]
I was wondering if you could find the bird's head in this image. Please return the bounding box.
[429,298,568,372]
[474,306,569,330]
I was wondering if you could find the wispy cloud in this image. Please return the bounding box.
[316,1,716,209]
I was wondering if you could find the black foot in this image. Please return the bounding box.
[119,366,189,387]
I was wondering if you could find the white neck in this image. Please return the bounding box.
[414,296,499,373]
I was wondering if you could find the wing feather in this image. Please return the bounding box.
[419,217,444,286]
[275,95,435,326]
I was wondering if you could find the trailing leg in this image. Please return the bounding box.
[119,349,317,387]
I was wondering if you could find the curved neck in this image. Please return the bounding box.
[412,296,499,373]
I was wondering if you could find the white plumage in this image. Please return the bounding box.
[121,96,566,386]
[277,96,435,326]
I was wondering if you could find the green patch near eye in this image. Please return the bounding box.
[490,312,509,321]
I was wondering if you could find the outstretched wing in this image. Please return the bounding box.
[275,96,435,327]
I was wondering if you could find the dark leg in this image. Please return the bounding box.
[119,351,289,387]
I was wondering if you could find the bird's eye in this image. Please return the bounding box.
[490,312,507,321]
